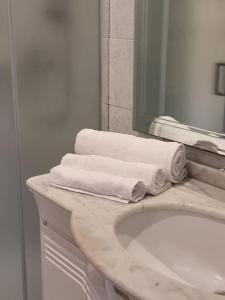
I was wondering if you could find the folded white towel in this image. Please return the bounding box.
[75,129,187,183]
[61,154,171,195]
[50,165,146,203]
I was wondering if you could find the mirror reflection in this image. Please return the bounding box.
[133,0,225,154]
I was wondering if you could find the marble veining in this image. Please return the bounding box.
[27,175,225,300]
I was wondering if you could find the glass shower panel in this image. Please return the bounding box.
[0,1,24,299]
[10,0,100,299]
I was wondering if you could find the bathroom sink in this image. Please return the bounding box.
[116,209,225,295]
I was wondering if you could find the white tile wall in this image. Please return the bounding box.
[101,0,136,134]
[101,0,110,38]
[109,105,133,134]
[109,39,134,110]
[110,0,135,39]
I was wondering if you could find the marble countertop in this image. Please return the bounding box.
[27,175,225,300]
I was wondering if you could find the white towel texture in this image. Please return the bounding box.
[50,165,146,203]
[61,154,171,195]
[75,129,187,183]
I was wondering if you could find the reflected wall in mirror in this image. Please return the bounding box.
[133,0,225,155]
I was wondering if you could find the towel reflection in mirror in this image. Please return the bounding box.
[149,116,225,155]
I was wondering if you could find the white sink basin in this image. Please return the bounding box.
[116,209,225,296]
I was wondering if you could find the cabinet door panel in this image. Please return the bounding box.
[44,257,86,300]
[42,226,87,300]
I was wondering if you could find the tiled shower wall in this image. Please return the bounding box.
[101,0,137,135]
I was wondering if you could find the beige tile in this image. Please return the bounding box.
[109,105,135,135]
[109,38,134,110]
[110,0,135,39]
[101,0,110,38]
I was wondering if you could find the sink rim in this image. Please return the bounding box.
[115,205,225,293]
[113,201,225,297]
[115,201,225,233]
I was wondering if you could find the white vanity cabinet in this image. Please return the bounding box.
[33,192,135,300]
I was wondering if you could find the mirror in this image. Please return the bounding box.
[133,0,225,155]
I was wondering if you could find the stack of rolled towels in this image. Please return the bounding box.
[50,129,187,203]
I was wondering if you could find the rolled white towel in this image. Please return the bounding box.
[75,129,187,183]
[50,165,146,203]
[61,154,171,195]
